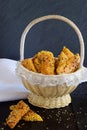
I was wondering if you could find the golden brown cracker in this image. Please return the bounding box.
[23,109,43,121]
[6,100,29,129]
[9,104,43,122]
[21,58,37,72]
[62,46,74,58]
[64,53,80,73]
[33,50,55,75]
[56,53,80,74]
[57,51,68,66]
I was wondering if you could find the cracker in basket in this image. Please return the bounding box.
[62,46,74,58]
[56,46,74,67]
[6,100,29,129]
[33,50,55,75]
[9,104,43,122]
[57,51,68,66]
[56,53,80,74]
[21,58,37,72]
[64,53,80,73]
[56,46,80,74]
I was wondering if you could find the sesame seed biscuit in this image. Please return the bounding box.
[56,53,80,74]
[23,109,43,121]
[62,46,74,58]
[56,46,80,74]
[21,58,37,72]
[57,51,68,66]
[6,100,29,129]
[33,50,55,75]
[9,104,43,122]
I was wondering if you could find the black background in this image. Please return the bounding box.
[0,0,87,66]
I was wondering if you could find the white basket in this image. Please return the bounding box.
[16,15,87,109]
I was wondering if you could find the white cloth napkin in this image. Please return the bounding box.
[0,58,29,102]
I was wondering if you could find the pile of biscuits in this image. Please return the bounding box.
[6,100,43,129]
[21,46,80,75]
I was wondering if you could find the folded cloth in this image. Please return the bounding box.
[0,58,29,102]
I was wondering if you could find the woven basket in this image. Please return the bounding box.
[16,15,87,109]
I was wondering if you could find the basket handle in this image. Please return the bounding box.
[20,15,85,67]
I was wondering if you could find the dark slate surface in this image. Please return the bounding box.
[0,96,87,130]
[0,99,79,130]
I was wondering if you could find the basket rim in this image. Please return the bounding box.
[17,61,84,78]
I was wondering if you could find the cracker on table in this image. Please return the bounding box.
[9,104,43,122]
[23,109,43,121]
[6,100,29,129]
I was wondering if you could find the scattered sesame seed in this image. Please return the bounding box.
[21,123,25,126]
[66,125,70,129]
[85,113,87,116]
[47,117,50,120]
[84,125,87,128]
[77,121,80,125]
[0,128,4,130]
[67,117,71,121]
[46,127,49,130]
